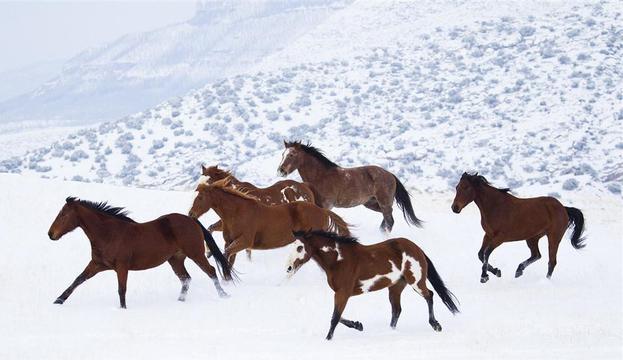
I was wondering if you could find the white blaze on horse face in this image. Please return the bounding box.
[359,260,402,293]
[279,148,293,171]
[286,240,306,277]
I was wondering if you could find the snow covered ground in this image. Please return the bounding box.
[1,173,620,359]
[1,0,620,197]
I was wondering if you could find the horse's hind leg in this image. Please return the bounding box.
[403,261,441,331]
[546,229,564,278]
[388,280,407,328]
[168,254,192,301]
[363,199,387,232]
[188,254,228,298]
[515,237,542,278]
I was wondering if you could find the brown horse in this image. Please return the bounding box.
[277,140,422,232]
[451,172,586,283]
[200,164,316,232]
[188,178,350,266]
[48,197,232,308]
[286,230,459,340]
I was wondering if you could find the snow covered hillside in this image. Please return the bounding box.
[1,173,620,359]
[0,0,348,128]
[1,1,620,197]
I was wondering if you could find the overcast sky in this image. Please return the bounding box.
[0,1,197,73]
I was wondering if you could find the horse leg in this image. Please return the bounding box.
[188,253,228,298]
[478,236,502,279]
[54,260,105,304]
[115,266,129,309]
[404,262,442,331]
[546,230,564,279]
[224,236,251,267]
[168,254,192,301]
[326,290,350,340]
[363,199,386,231]
[339,318,364,331]
[376,189,395,232]
[388,280,407,328]
[480,240,502,283]
[515,237,542,278]
[207,219,223,233]
[245,249,252,262]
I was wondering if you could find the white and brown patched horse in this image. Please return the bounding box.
[277,140,423,232]
[286,230,459,340]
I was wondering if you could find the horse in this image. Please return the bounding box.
[188,177,351,267]
[200,164,316,232]
[277,140,422,233]
[47,197,233,308]
[451,172,586,283]
[286,230,459,340]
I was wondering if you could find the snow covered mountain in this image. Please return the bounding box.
[1,0,621,197]
[0,0,349,128]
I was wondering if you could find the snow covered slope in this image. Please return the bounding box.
[1,173,620,359]
[2,1,620,197]
[0,0,348,128]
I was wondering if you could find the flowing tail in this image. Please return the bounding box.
[565,207,586,249]
[393,175,423,228]
[425,255,459,314]
[195,219,234,281]
[326,210,351,237]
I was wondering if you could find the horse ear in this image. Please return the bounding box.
[201,164,208,174]
[66,196,75,203]
[283,139,287,147]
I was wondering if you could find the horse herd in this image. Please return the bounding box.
[47,140,586,340]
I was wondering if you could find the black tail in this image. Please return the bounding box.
[565,207,586,249]
[393,175,423,228]
[425,255,459,314]
[195,219,235,281]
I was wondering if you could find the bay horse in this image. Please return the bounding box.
[286,230,459,340]
[451,172,586,283]
[48,197,232,308]
[200,164,316,232]
[188,178,350,266]
[277,140,422,232]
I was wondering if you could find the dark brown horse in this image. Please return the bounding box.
[48,197,232,308]
[451,172,586,283]
[188,178,350,266]
[286,230,459,340]
[200,164,316,233]
[277,140,422,232]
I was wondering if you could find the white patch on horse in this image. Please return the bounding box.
[279,148,293,169]
[335,244,343,261]
[198,175,210,185]
[359,259,402,293]
[286,240,306,276]
[402,253,423,294]
[280,188,289,202]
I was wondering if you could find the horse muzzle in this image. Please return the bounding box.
[451,204,462,214]
[48,231,58,240]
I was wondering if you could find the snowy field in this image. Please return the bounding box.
[1,173,620,359]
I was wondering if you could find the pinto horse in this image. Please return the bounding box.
[286,230,459,340]
[188,178,351,266]
[277,140,422,232]
[48,197,232,308]
[451,172,586,283]
[200,164,316,232]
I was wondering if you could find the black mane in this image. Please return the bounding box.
[66,196,136,223]
[285,140,338,168]
[461,172,511,193]
[293,230,359,245]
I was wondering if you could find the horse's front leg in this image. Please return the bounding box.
[208,219,223,233]
[326,290,351,340]
[54,260,105,304]
[479,237,502,283]
[224,235,251,267]
[478,235,502,282]
[115,266,129,309]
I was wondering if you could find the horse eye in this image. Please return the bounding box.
[297,246,303,252]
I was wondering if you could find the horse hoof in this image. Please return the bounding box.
[355,322,363,331]
[480,275,489,283]
[431,322,442,332]
[178,296,186,302]
[219,292,230,299]
[495,269,502,277]
[515,269,523,278]
[53,298,64,305]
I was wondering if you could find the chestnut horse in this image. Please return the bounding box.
[451,172,586,283]
[277,140,422,232]
[188,178,350,266]
[48,197,232,308]
[200,164,316,232]
[286,230,459,340]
